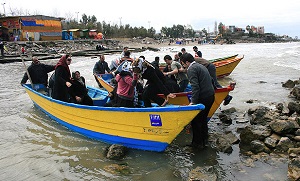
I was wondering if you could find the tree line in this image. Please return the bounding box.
[64,14,280,41]
[63,14,203,39]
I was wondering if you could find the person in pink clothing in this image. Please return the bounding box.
[115,61,138,107]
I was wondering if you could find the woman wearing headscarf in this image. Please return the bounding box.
[132,58,176,107]
[69,71,93,106]
[114,60,138,108]
[52,54,72,102]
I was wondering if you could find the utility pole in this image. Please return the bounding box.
[148,21,151,29]
[1,3,5,16]
[75,12,79,22]
[119,17,122,27]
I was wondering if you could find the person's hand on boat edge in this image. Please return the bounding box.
[66,82,72,87]
[161,93,176,107]
[167,93,176,99]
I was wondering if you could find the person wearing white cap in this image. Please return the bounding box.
[114,61,138,107]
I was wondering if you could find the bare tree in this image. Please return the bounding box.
[8,6,31,16]
[64,12,74,22]
[51,8,60,18]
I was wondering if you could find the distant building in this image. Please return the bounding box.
[235,27,245,33]
[257,26,265,34]
[0,15,63,41]
[228,26,235,33]
[249,25,264,34]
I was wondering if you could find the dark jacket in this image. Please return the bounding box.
[69,77,93,106]
[142,66,170,96]
[93,61,111,74]
[151,60,159,69]
[195,50,202,58]
[187,62,214,103]
[21,63,55,86]
[141,66,171,107]
[69,77,88,99]
[52,66,70,102]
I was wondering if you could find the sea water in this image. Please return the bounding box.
[0,42,299,180]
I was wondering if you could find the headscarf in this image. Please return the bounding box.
[72,71,84,85]
[119,60,133,77]
[55,54,71,78]
[121,61,131,72]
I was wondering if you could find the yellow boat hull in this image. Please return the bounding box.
[214,56,244,78]
[96,74,235,120]
[159,84,235,119]
[23,84,204,152]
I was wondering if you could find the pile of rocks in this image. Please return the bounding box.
[200,78,300,180]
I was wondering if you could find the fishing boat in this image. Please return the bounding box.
[94,73,114,92]
[23,84,204,152]
[95,74,235,120]
[159,54,239,68]
[213,55,244,78]
[159,55,244,78]
[209,54,238,63]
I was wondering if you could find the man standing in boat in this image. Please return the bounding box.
[93,54,111,88]
[163,55,189,92]
[21,57,55,87]
[193,46,202,58]
[120,46,128,58]
[180,53,215,149]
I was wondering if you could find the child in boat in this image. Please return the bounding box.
[114,61,138,107]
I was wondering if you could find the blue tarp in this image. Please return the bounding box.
[21,21,44,26]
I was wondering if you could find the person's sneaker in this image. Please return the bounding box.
[223,95,233,105]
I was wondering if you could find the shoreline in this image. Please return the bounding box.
[0,38,297,63]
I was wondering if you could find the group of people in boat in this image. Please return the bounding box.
[21,46,231,149]
[21,54,93,106]
[91,46,224,149]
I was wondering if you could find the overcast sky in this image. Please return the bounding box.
[2,0,300,37]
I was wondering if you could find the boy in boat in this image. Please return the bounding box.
[193,46,202,58]
[151,56,160,69]
[163,55,189,92]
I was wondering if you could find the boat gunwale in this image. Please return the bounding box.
[23,84,205,112]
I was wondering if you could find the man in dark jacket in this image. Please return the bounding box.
[21,57,55,87]
[151,56,160,69]
[193,46,202,58]
[180,53,215,149]
[93,54,111,74]
[93,54,111,87]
